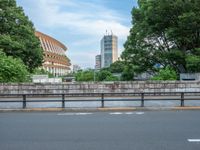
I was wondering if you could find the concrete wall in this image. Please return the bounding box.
[180,73,200,81]
[0,81,200,95]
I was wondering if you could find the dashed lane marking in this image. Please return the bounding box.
[135,112,145,115]
[125,112,134,115]
[57,112,145,116]
[57,113,93,116]
[109,112,144,115]
[188,139,200,142]
[109,112,123,115]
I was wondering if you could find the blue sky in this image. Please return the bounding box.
[16,0,137,69]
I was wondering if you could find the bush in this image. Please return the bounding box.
[0,51,29,82]
[151,67,177,80]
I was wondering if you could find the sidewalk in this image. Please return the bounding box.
[1,106,200,112]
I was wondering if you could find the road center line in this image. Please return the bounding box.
[188,139,200,142]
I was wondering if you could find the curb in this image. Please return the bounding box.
[1,107,200,112]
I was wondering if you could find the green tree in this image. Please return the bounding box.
[151,67,177,81]
[97,70,112,81]
[122,0,200,74]
[0,0,43,72]
[74,69,119,82]
[109,60,125,73]
[0,50,29,82]
[97,70,119,81]
[75,70,94,81]
[104,75,119,81]
[121,65,135,81]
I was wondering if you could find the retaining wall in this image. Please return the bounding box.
[0,81,200,94]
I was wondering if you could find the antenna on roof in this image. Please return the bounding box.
[106,30,108,35]
[111,30,113,35]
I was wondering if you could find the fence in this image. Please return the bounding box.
[0,91,200,109]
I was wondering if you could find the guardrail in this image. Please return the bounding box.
[0,92,200,109]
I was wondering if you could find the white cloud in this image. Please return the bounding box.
[24,0,130,38]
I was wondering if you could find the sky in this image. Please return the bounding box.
[16,0,137,69]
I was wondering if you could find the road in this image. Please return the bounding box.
[0,111,200,150]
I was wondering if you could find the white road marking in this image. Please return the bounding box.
[76,113,93,115]
[188,139,200,142]
[109,112,145,115]
[109,112,123,115]
[57,113,92,116]
[135,112,145,115]
[125,112,134,115]
[57,112,145,116]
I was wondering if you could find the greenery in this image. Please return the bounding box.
[122,0,200,76]
[151,67,177,80]
[109,60,125,73]
[0,50,29,82]
[75,70,94,81]
[0,0,43,72]
[121,65,135,81]
[74,69,119,82]
[97,70,112,81]
[32,68,54,78]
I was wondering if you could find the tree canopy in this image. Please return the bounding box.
[0,50,29,82]
[0,0,43,72]
[122,0,200,75]
[109,60,125,73]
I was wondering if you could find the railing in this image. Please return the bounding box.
[0,92,200,109]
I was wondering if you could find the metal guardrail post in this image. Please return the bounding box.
[62,94,65,108]
[141,93,144,107]
[181,92,184,107]
[101,93,104,108]
[22,94,26,109]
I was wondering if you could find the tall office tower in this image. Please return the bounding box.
[95,55,101,70]
[101,33,118,68]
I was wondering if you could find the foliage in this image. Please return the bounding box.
[74,69,119,82]
[186,55,200,72]
[121,65,135,81]
[0,0,43,72]
[122,0,200,74]
[109,60,125,73]
[104,75,119,81]
[32,68,54,78]
[96,70,112,81]
[75,70,94,81]
[96,70,119,81]
[0,50,29,82]
[151,67,177,81]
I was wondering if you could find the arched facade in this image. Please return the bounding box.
[35,31,71,76]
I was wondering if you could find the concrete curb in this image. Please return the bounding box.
[1,107,200,112]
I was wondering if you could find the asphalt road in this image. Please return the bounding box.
[0,111,200,150]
